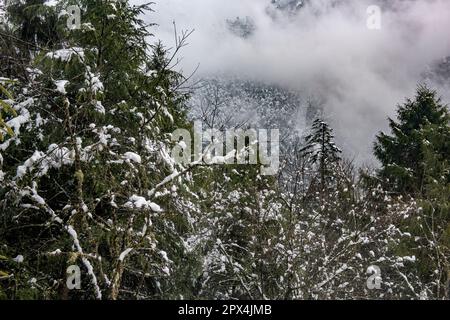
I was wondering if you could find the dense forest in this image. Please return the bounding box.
[0,0,449,300]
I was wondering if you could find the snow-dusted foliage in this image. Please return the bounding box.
[0,0,448,300]
[0,0,201,300]
[188,150,446,299]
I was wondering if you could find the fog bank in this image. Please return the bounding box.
[137,0,450,163]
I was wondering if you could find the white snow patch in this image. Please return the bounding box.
[123,152,142,164]
[125,195,163,212]
[118,248,133,262]
[54,80,69,94]
[13,255,24,263]
[46,48,84,62]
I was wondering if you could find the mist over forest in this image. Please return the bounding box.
[0,0,449,301]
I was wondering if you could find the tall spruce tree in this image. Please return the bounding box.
[374,86,450,298]
[374,85,450,194]
[301,118,342,191]
[0,0,200,299]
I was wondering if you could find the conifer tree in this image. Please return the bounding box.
[374,85,450,194]
[0,0,198,299]
[7,0,60,48]
[301,118,342,191]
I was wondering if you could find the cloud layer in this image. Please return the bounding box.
[137,0,450,163]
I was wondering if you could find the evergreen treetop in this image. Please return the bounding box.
[374,85,450,194]
[301,118,342,190]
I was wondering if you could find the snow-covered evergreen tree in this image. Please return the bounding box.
[0,0,201,299]
[374,85,450,194]
[301,118,342,192]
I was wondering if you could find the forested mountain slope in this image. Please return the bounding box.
[0,0,449,300]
